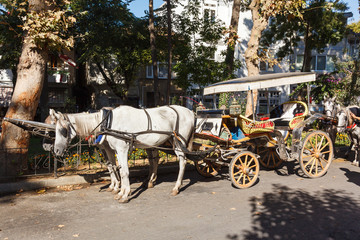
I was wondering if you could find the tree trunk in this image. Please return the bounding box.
[224,0,241,78]
[166,0,172,105]
[302,23,312,72]
[244,0,269,117]
[0,1,48,176]
[149,0,159,107]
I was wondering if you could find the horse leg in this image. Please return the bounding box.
[146,149,159,188]
[345,132,354,157]
[100,145,120,194]
[351,134,359,166]
[113,144,131,203]
[171,147,186,196]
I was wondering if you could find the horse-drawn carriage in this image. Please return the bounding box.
[3,72,334,202]
[192,72,334,188]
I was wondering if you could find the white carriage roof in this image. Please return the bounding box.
[203,72,316,95]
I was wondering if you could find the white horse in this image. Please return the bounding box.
[336,106,360,167]
[52,105,195,203]
[43,109,122,194]
[323,97,342,154]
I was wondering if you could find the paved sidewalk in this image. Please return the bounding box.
[0,164,195,195]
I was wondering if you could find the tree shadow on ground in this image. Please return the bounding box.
[226,184,360,240]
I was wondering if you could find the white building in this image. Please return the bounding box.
[171,0,357,112]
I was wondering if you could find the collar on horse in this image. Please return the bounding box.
[347,123,357,130]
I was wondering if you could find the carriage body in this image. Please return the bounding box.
[195,72,334,188]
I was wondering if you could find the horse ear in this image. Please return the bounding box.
[51,110,63,121]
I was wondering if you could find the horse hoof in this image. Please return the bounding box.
[114,194,121,200]
[106,188,113,192]
[112,189,120,194]
[171,190,179,196]
[147,182,154,188]
[118,198,129,203]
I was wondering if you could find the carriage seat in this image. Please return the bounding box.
[196,109,229,118]
[269,101,308,129]
[238,115,275,135]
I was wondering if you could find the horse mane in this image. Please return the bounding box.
[68,111,102,138]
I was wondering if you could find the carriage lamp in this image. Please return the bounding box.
[230,98,241,116]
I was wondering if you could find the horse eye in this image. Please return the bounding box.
[60,128,68,137]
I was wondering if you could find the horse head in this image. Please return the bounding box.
[324,96,337,118]
[53,111,77,156]
[336,107,348,133]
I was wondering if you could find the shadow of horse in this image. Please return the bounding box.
[340,167,360,187]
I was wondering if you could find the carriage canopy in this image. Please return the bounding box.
[203,72,316,95]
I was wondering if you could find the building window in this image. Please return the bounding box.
[147,65,153,78]
[204,9,216,22]
[295,55,304,71]
[158,63,168,78]
[49,90,66,104]
[326,56,336,72]
[146,63,177,79]
[296,55,336,72]
[258,90,280,114]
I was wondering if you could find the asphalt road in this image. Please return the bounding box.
[1,158,360,240]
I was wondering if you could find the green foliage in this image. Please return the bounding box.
[291,58,360,105]
[167,0,227,90]
[261,0,348,62]
[71,0,150,99]
[1,0,76,51]
[0,1,25,70]
[348,21,360,33]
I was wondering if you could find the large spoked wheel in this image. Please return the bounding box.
[300,130,333,178]
[195,150,221,177]
[257,146,283,169]
[229,151,259,189]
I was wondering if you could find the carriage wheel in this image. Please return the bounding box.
[229,151,259,189]
[300,131,333,178]
[194,150,221,177]
[257,146,283,169]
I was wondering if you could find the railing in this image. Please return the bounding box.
[0,144,177,178]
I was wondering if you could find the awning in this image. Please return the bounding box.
[203,72,316,95]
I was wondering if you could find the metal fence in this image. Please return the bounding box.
[0,144,178,178]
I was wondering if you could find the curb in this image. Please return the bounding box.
[0,164,195,195]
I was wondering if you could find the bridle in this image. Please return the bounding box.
[58,114,78,146]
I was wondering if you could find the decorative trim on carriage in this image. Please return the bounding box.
[238,115,275,135]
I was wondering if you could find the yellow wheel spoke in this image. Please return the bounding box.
[236,172,244,183]
[304,157,315,168]
[233,169,242,176]
[318,158,325,170]
[248,164,257,169]
[304,146,315,154]
[246,174,251,182]
[319,142,330,152]
[309,138,316,152]
[309,157,316,174]
[302,154,314,159]
[246,158,254,167]
[318,136,325,150]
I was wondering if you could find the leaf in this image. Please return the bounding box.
[58,225,65,228]
[36,189,46,194]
